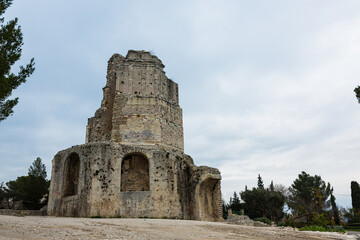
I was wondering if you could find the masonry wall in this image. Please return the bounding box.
[47,143,222,221]
[86,51,184,151]
[48,50,222,221]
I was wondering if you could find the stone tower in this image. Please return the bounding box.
[47,50,222,221]
[86,50,183,150]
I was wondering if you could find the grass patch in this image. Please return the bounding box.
[90,216,102,218]
[344,223,360,231]
[299,225,345,233]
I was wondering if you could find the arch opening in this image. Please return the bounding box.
[121,153,149,191]
[198,178,221,221]
[63,152,80,197]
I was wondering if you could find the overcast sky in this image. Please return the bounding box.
[1,0,360,208]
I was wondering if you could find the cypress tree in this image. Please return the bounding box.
[351,181,360,211]
[330,193,340,225]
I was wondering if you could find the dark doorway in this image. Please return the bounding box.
[63,152,80,197]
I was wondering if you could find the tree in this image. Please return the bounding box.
[241,177,285,221]
[222,199,228,219]
[5,174,48,209]
[274,184,288,196]
[351,181,360,212]
[287,171,333,224]
[2,157,49,209]
[269,181,274,191]
[0,182,5,208]
[342,207,360,224]
[28,157,46,179]
[0,0,35,122]
[0,181,16,209]
[355,86,360,104]
[330,193,340,225]
[228,191,242,214]
[257,174,264,189]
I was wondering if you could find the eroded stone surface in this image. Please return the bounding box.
[48,50,222,221]
[86,50,183,150]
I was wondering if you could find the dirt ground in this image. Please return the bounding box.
[0,215,358,240]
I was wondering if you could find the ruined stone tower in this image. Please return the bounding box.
[48,50,222,221]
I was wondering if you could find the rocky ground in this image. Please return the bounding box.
[0,215,358,240]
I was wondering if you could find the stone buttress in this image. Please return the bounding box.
[47,50,222,221]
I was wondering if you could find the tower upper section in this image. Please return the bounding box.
[86,50,184,151]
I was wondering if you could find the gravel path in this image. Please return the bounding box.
[0,215,356,240]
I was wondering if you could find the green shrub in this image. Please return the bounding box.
[276,221,287,227]
[284,219,307,228]
[300,225,326,232]
[232,210,243,216]
[300,225,345,233]
[332,225,344,231]
[346,223,360,227]
[310,213,329,227]
[91,216,102,218]
[254,217,271,225]
[344,223,360,231]
[344,228,360,231]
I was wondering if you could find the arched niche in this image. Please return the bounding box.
[121,153,149,191]
[198,178,221,221]
[63,152,80,197]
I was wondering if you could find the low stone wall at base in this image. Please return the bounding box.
[0,209,45,216]
[227,214,269,227]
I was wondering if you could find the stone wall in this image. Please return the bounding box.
[0,209,45,216]
[48,142,222,221]
[48,50,222,221]
[86,50,183,151]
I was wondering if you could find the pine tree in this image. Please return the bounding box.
[2,158,49,209]
[0,0,35,122]
[28,157,47,179]
[257,174,264,189]
[287,171,333,224]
